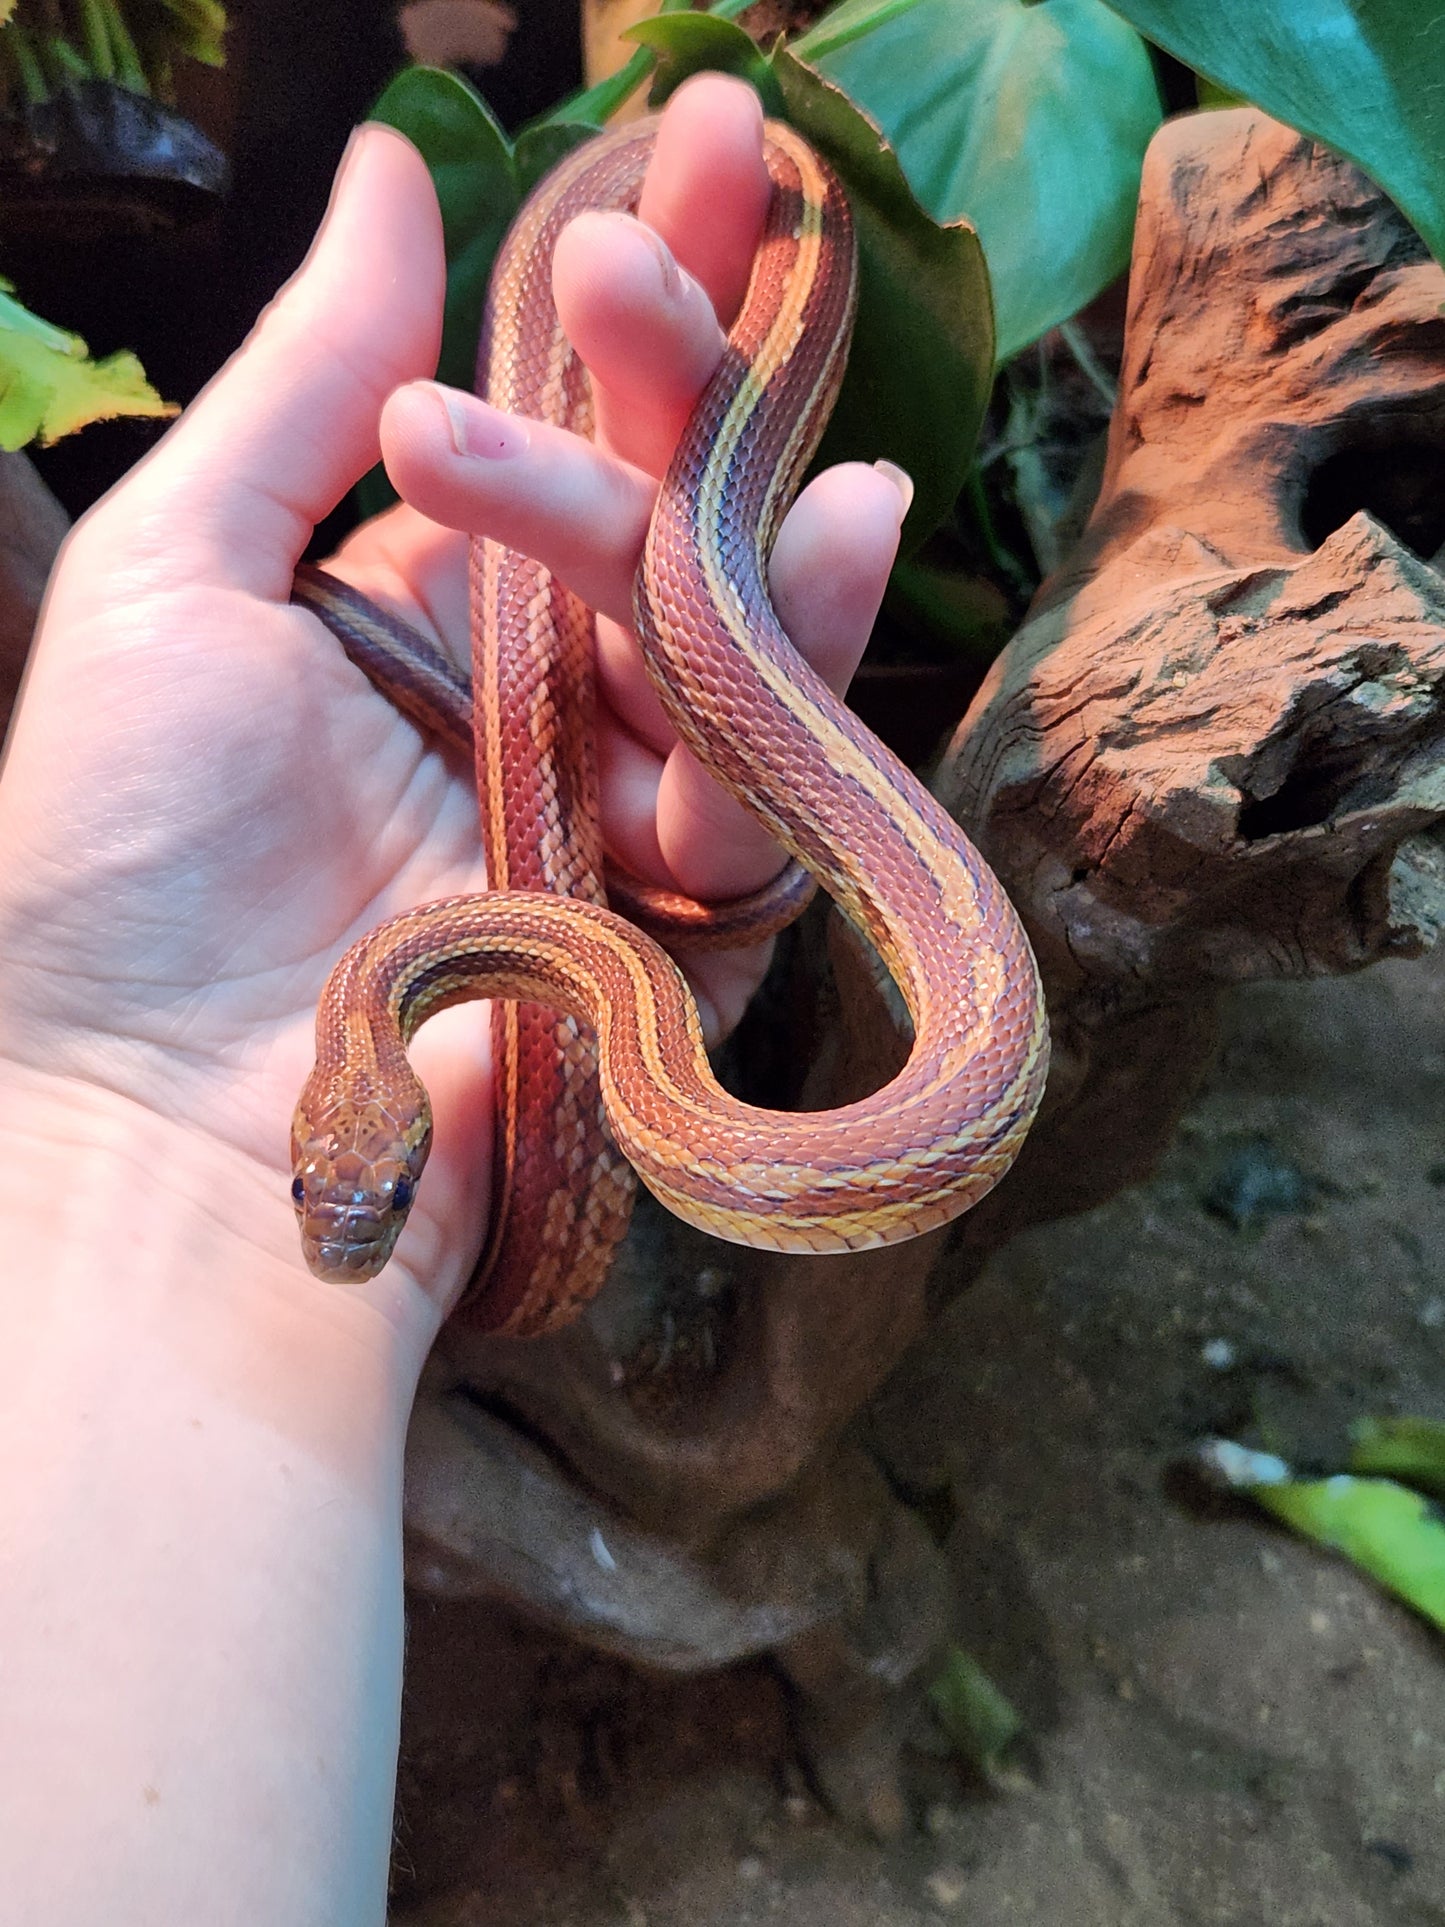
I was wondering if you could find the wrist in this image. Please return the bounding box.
[0,1061,441,1423]
[0,1061,419,1924]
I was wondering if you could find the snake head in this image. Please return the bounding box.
[289,1091,431,1283]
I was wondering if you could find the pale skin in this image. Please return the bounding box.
[0,75,907,1924]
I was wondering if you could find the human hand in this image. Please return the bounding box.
[0,74,906,1333]
[374,74,910,1049]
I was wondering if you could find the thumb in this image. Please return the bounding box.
[66,123,444,607]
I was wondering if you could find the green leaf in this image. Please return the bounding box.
[0,282,175,449]
[0,282,79,352]
[799,0,1161,362]
[1200,1441,1445,1636]
[928,1644,1026,1779]
[370,65,521,395]
[1350,1416,1445,1501]
[514,119,598,198]
[1101,0,1445,266]
[1256,1477,1445,1635]
[623,11,775,108]
[774,48,994,551]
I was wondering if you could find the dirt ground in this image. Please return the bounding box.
[392,939,1445,1927]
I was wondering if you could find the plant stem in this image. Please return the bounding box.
[98,0,148,91]
[6,21,52,103]
[795,0,920,61]
[535,44,653,128]
[964,466,1029,586]
[78,0,115,76]
[1058,319,1117,411]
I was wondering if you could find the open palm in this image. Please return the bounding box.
[0,77,905,1319]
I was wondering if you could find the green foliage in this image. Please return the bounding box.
[0,279,176,447]
[0,1,223,450]
[1104,0,1445,267]
[0,0,225,104]
[369,3,1445,647]
[1256,1476,1445,1636]
[1350,1416,1445,1501]
[800,0,1161,362]
[928,1644,1026,1780]
[1202,1435,1445,1638]
[772,48,992,553]
[626,11,774,108]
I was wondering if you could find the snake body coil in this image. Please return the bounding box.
[290,118,1049,1332]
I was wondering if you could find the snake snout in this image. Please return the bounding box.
[289,1097,429,1283]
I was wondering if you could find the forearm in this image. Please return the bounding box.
[0,1072,428,1926]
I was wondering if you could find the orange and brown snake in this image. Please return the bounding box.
[288,115,1049,1336]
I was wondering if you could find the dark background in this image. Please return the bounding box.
[5,0,583,529]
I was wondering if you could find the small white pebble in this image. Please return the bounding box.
[924,1867,969,1909]
[737,1856,764,1883]
[1420,1297,1445,1330]
[589,1527,617,1572]
[1198,1438,1291,1488]
[1201,1337,1236,1369]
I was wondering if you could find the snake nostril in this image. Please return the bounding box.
[291,1176,305,1205]
[393,1175,413,1212]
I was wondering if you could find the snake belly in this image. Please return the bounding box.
[290,116,1050,1334]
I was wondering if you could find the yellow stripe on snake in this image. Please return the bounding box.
[289,117,1049,1336]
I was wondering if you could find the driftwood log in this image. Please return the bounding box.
[409,107,1445,1825]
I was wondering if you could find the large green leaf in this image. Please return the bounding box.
[0,280,175,449]
[799,0,1160,362]
[1200,1439,1445,1637]
[1103,0,1445,265]
[774,49,994,550]
[1350,1416,1445,1501]
[624,11,774,106]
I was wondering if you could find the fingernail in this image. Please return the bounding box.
[334,124,367,188]
[315,125,369,238]
[873,460,914,521]
[425,384,530,461]
[636,219,683,301]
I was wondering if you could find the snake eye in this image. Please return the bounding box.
[392,1175,414,1213]
[290,1176,306,1205]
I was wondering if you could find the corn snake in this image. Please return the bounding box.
[289,115,1049,1335]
